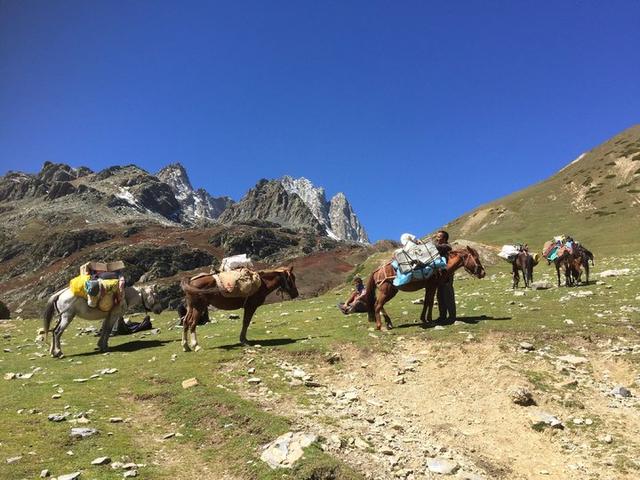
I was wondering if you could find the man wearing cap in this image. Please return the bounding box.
[338,276,367,314]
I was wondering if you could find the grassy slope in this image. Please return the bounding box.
[444,125,640,251]
[1,251,639,479]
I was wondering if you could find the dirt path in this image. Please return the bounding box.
[123,393,241,480]
[237,335,640,480]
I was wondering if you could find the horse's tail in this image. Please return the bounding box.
[43,292,60,343]
[365,271,377,322]
[180,277,220,296]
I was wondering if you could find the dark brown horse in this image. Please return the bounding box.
[180,267,298,350]
[512,249,535,289]
[552,245,594,286]
[365,247,486,330]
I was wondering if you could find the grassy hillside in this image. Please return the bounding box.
[1,254,639,480]
[444,125,640,251]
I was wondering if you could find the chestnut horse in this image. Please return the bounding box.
[365,247,486,330]
[180,267,298,350]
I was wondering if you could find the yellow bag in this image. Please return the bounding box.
[69,274,91,298]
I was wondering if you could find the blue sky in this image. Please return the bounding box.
[1,1,639,241]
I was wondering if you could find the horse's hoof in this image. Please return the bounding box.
[182,345,191,352]
[386,323,393,330]
[194,345,202,352]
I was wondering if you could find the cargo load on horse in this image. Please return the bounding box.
[212,268,262,298]
[69,260,126,312]
[220,253,254,272]
[391,234,446,287]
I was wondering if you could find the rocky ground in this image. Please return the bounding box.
[231,334,639,480]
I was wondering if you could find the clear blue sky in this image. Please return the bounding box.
[1,1,639,241]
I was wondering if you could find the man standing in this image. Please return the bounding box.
[435,230,456,322]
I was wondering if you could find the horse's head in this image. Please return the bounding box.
[140,284,164,314]
[461,246,486,279]
[277,266,299,299]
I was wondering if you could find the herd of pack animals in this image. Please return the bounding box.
[42,235,595,357]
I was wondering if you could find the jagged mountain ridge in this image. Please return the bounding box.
[156,163,234,223]
[0,161,369,242]
[280,176,369,244]
[442,125,640,250]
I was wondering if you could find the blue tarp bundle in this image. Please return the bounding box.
[392,256,447,287]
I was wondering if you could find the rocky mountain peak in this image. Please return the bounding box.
[280,176,369,243]
[219,179,326,235]
[157,163,193,201]
[156,163,233,223]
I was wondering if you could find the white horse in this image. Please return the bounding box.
[43,284,163,357]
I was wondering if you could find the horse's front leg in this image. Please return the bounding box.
[239,304,258,345]
[556,264,561,287]
[512,264,518,289]
[381,307,393,329]
[182,306,199,352]
[420,289,429,324]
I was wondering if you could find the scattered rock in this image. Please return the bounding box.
[91,456,111,465]
[600,269,630,277]
[57,472,81,480]
[109,417,124,423]
[325,352,342,364]
[610,385,632,398]
[247,377,262,384]
[558,355,588,365]
[40,469,50,478]
[124,470,138,478]
[48,414,67,422]
[519,342,534,351]
[509,386,535,406]
[6,456,22,464]
[426,457,459,475]
[70,427,98,439]
[531,281,553,290]
[529,411,564,429]
[260,431,317,469]
[182,377,199,389]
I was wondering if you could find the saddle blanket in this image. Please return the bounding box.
[213,268,262,298]
[391,257,446,287]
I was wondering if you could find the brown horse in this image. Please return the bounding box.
[365,247,486,330]
[180,267,298,350]
[512,249,535,289]
[568,245,595,285]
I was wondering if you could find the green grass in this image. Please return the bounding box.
[1,253,639,479]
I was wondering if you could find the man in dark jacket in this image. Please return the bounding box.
[435,230,456,322]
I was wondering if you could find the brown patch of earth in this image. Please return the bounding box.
[233,335,640,480]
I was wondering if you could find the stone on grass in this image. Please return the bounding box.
[247,377,262,384]
[519,342,534,351]
[426,457,459,475]
[529,411,564,429]
[6,456,22,464]
[91,456,111,465]
[40,469,50,478]
[181,377,199,389]
[48,414,67,422]
[558,355,588,365]
[123,470,138,477]
[600,269,630,277]
[57,473,81,480]
[531,281,553,290]
[260,431,317,469]
[70,427,98,439]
